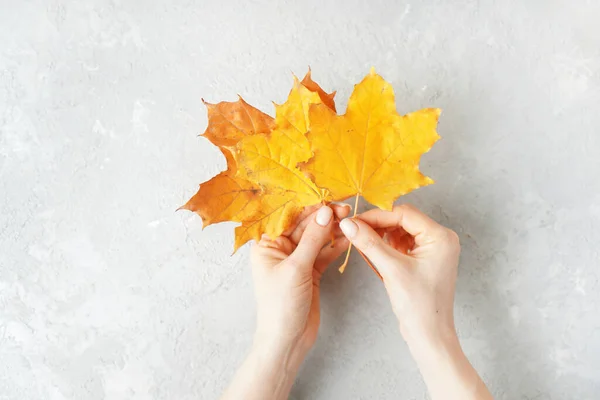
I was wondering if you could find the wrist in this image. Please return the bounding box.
[402,326,470,387]
[401,322,460,361]
[252,332,308,372]
[401,325,491,399]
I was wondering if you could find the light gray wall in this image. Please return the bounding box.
[1,1,599,399]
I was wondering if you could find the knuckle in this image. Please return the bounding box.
[393,203,418,217]
[442,228,460,247]
[361,235,381,251]
[303,232,322,247]
[311,231,324,244]
[284,256,302,270]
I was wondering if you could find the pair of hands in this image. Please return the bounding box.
[225,203,492,400]
[251,203,460,359]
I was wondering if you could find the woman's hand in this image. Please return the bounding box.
[339,204,493,400]
[221,204,350,400]
[339,204,459,341]
[251,204,350,353]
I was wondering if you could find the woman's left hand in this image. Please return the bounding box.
[251,204,350,354]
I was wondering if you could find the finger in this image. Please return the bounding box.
[339,218,410,277]
[314,236,349,275]
[357,204,443,245]
[332,203,352,220]
[288,205,335,268]
[289,203,351,244]
[282,204,320,237]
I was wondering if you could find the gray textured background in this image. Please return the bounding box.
[1,1,599,399]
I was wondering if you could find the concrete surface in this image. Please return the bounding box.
[1,0,599,399]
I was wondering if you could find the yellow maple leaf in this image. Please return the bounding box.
[231,77,332,248]
[241,74,332,169]
[302,68,440,271]
[303,68,440,210]
[232,189,304,251]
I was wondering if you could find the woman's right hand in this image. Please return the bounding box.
[339,204,460,343]
[339,205,493,400]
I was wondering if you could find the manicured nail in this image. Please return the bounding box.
[316,206,333,226]
[339,218,358,238]
[332,202,352,211]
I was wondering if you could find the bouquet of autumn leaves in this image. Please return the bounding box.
[181,68,440,272]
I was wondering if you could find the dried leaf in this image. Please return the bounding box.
[300,69,336,112]
[233,189,303,251]
[202,96,274,147]
[302,68,440,210]
[179,149,261,227]
[181,68,440,260]
[231,77,332,247]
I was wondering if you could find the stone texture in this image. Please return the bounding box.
[1,0,599,399]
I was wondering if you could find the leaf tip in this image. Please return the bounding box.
[429,107,442,119]
[303,66,312,80]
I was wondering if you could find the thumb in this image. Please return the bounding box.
[288,206,334,268]
[339,218,407,277]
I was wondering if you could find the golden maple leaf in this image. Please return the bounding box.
[232,74,335,249]
[302,68,440,270]
[182,71,336,251]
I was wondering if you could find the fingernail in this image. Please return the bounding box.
[316,206,333,226]
[339,218,358,238]
[333,202,352,211]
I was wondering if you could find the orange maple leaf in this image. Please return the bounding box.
[202,96,275,148]
[179,148,261,227]
[179,96,271,228]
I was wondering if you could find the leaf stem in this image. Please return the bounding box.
[338,194,360,273]
[337,194,383,281]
